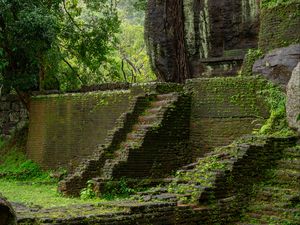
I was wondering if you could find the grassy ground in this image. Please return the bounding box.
[0,179,110,208]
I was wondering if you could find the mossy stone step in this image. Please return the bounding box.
[276,159,300,170]
[145,106,162,114]
[138,114,159,124]
[150,99,173,107]
[273,169,300,181]
[156,93,177,101]
[283,148,300,158]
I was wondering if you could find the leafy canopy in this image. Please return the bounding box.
[0,0,121,94]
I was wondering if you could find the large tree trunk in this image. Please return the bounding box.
[0,196,16,225]
[145,0,190,83]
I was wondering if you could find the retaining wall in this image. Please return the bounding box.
[26,91,133,169]
[185,76,270,157]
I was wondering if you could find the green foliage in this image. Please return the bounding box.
[101,178,135,199]
[0,148,53,181]
[240,49,263,76]
[257,83,295,136]
[0,0,60,93]
[80,180,96,200]
[0,0,122,94]
[113,22,155,83]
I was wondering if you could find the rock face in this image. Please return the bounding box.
[286,62,300,135]
[253,44,300,88]
[145,0,190,82]
[0,196,16,225]
[145,0,260,80]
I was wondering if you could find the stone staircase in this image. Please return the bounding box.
[132,136,298,224]
[59,92,191,196]
[95,93,178,181]
[236,146,300,225]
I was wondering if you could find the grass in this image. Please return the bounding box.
[0,179,108,208]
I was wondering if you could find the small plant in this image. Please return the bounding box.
[257,82,295,136]
[240,49,263,76]
[102,178,135,199]
[80,180,96,200]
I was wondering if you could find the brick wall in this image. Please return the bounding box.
[259,2,300,52]
[0,95,28,138]
[26,91,133,169]
[185,76,270,157]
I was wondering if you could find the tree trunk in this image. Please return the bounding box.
[145,0,190,83]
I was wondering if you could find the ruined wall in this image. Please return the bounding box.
[0,95,28,138]
[185,76,270,157]
[26,91,133,169]
[259,2,300,52]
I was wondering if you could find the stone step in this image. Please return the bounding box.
[120,140,140,149]
[132,124,153,130]
[145,106,162,114]
[283,148,300,158]
[156,93,176,101]
[244,213,297,225]
[276,159,300,170]
[126,132,145,141]
[181,162,199,170]
[138,114,159,124]
[151,100,173,107]
[273,169,300,181]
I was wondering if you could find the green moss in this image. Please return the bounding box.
[240,49,264,76]
[168,155,229,203]
[259,2,300,52]
[256,82,296,137]
[261,0,299,9]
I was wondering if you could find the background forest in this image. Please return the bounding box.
[0,0,151,99]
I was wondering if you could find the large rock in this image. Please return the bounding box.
[253,44,300,88]
[0,195,16,225]
[287,62,300,135]
[145,0,260,81]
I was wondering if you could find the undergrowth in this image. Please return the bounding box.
[256,82,295,137]
[0,129,58,182]
[0,148,54,182]
[80,178,137,200]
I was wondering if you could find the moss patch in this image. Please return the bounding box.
[240,48,263,76]
[259,1,300,52]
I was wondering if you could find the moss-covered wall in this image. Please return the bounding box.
[185,76,270,157]
[259,2,300,52]
[27,91,133,169]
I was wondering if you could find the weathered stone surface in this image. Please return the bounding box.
[0,95,28,138]
[145,0,260,80]
[286,62,300,134]
[259,2,300,52]
[253,44,300,88]
[185,76,269,157]
[0,195,16,225]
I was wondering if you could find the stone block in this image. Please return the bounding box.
[286,62,300,134]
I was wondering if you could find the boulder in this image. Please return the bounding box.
[253,44,300,88]
[0,195,16,225]
[286,62,300,135]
